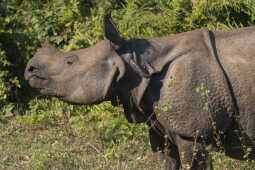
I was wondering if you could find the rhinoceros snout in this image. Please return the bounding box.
[24,60,41,81]
[25,65,39,80]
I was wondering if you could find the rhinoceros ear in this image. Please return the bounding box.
[104,13,125,49]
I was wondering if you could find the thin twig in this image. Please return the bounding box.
[85,142,108,162]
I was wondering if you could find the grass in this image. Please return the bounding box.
[0,101,254,170]
[0,102,158,170]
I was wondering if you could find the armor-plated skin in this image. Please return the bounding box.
[25,15,255,169]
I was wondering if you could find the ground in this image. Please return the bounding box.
[0,101,254,170]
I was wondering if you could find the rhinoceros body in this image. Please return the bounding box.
[25,15,255,169]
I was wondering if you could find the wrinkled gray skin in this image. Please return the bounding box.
[25,15,255,169]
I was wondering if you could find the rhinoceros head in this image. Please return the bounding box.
[24,15,126,104]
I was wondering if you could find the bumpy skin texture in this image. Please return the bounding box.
[25,15,255,169]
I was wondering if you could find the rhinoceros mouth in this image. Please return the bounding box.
[27,74,47,81]
[28,75,46,82]
[27,76,46,86]
[27,76,65,99]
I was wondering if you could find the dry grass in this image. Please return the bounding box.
[0,110,254,170]
[0,114,157,170]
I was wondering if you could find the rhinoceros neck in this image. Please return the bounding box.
[114,28,239,126]
[114,36,192,123]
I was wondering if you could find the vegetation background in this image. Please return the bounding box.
[1,0,255,169]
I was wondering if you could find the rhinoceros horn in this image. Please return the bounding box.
[42,37,55,49]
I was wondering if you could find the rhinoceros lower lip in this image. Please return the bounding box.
[39,88,48,94]
[39,88,64,98]
[39,88,54,95]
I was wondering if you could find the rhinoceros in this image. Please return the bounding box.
[24,14,255,169]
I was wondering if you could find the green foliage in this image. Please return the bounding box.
[0,43,12,113]
[1,0,255,114]
[1,0,255,169]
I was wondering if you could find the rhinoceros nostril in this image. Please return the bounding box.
[25,65,41,80]
[28,66,38,73]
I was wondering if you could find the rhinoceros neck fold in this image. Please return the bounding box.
[114,36,195,123]
[116,28,239,137]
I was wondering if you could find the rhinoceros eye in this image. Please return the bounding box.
[67,60,73,65]
[65,55,77,66]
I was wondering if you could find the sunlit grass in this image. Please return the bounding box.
[1,101,254,169]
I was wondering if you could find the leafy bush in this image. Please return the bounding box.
[0,42,14,115]
[1,0,255,115]
[1,0,255,168]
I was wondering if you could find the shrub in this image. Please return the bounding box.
[1,0,255,169]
